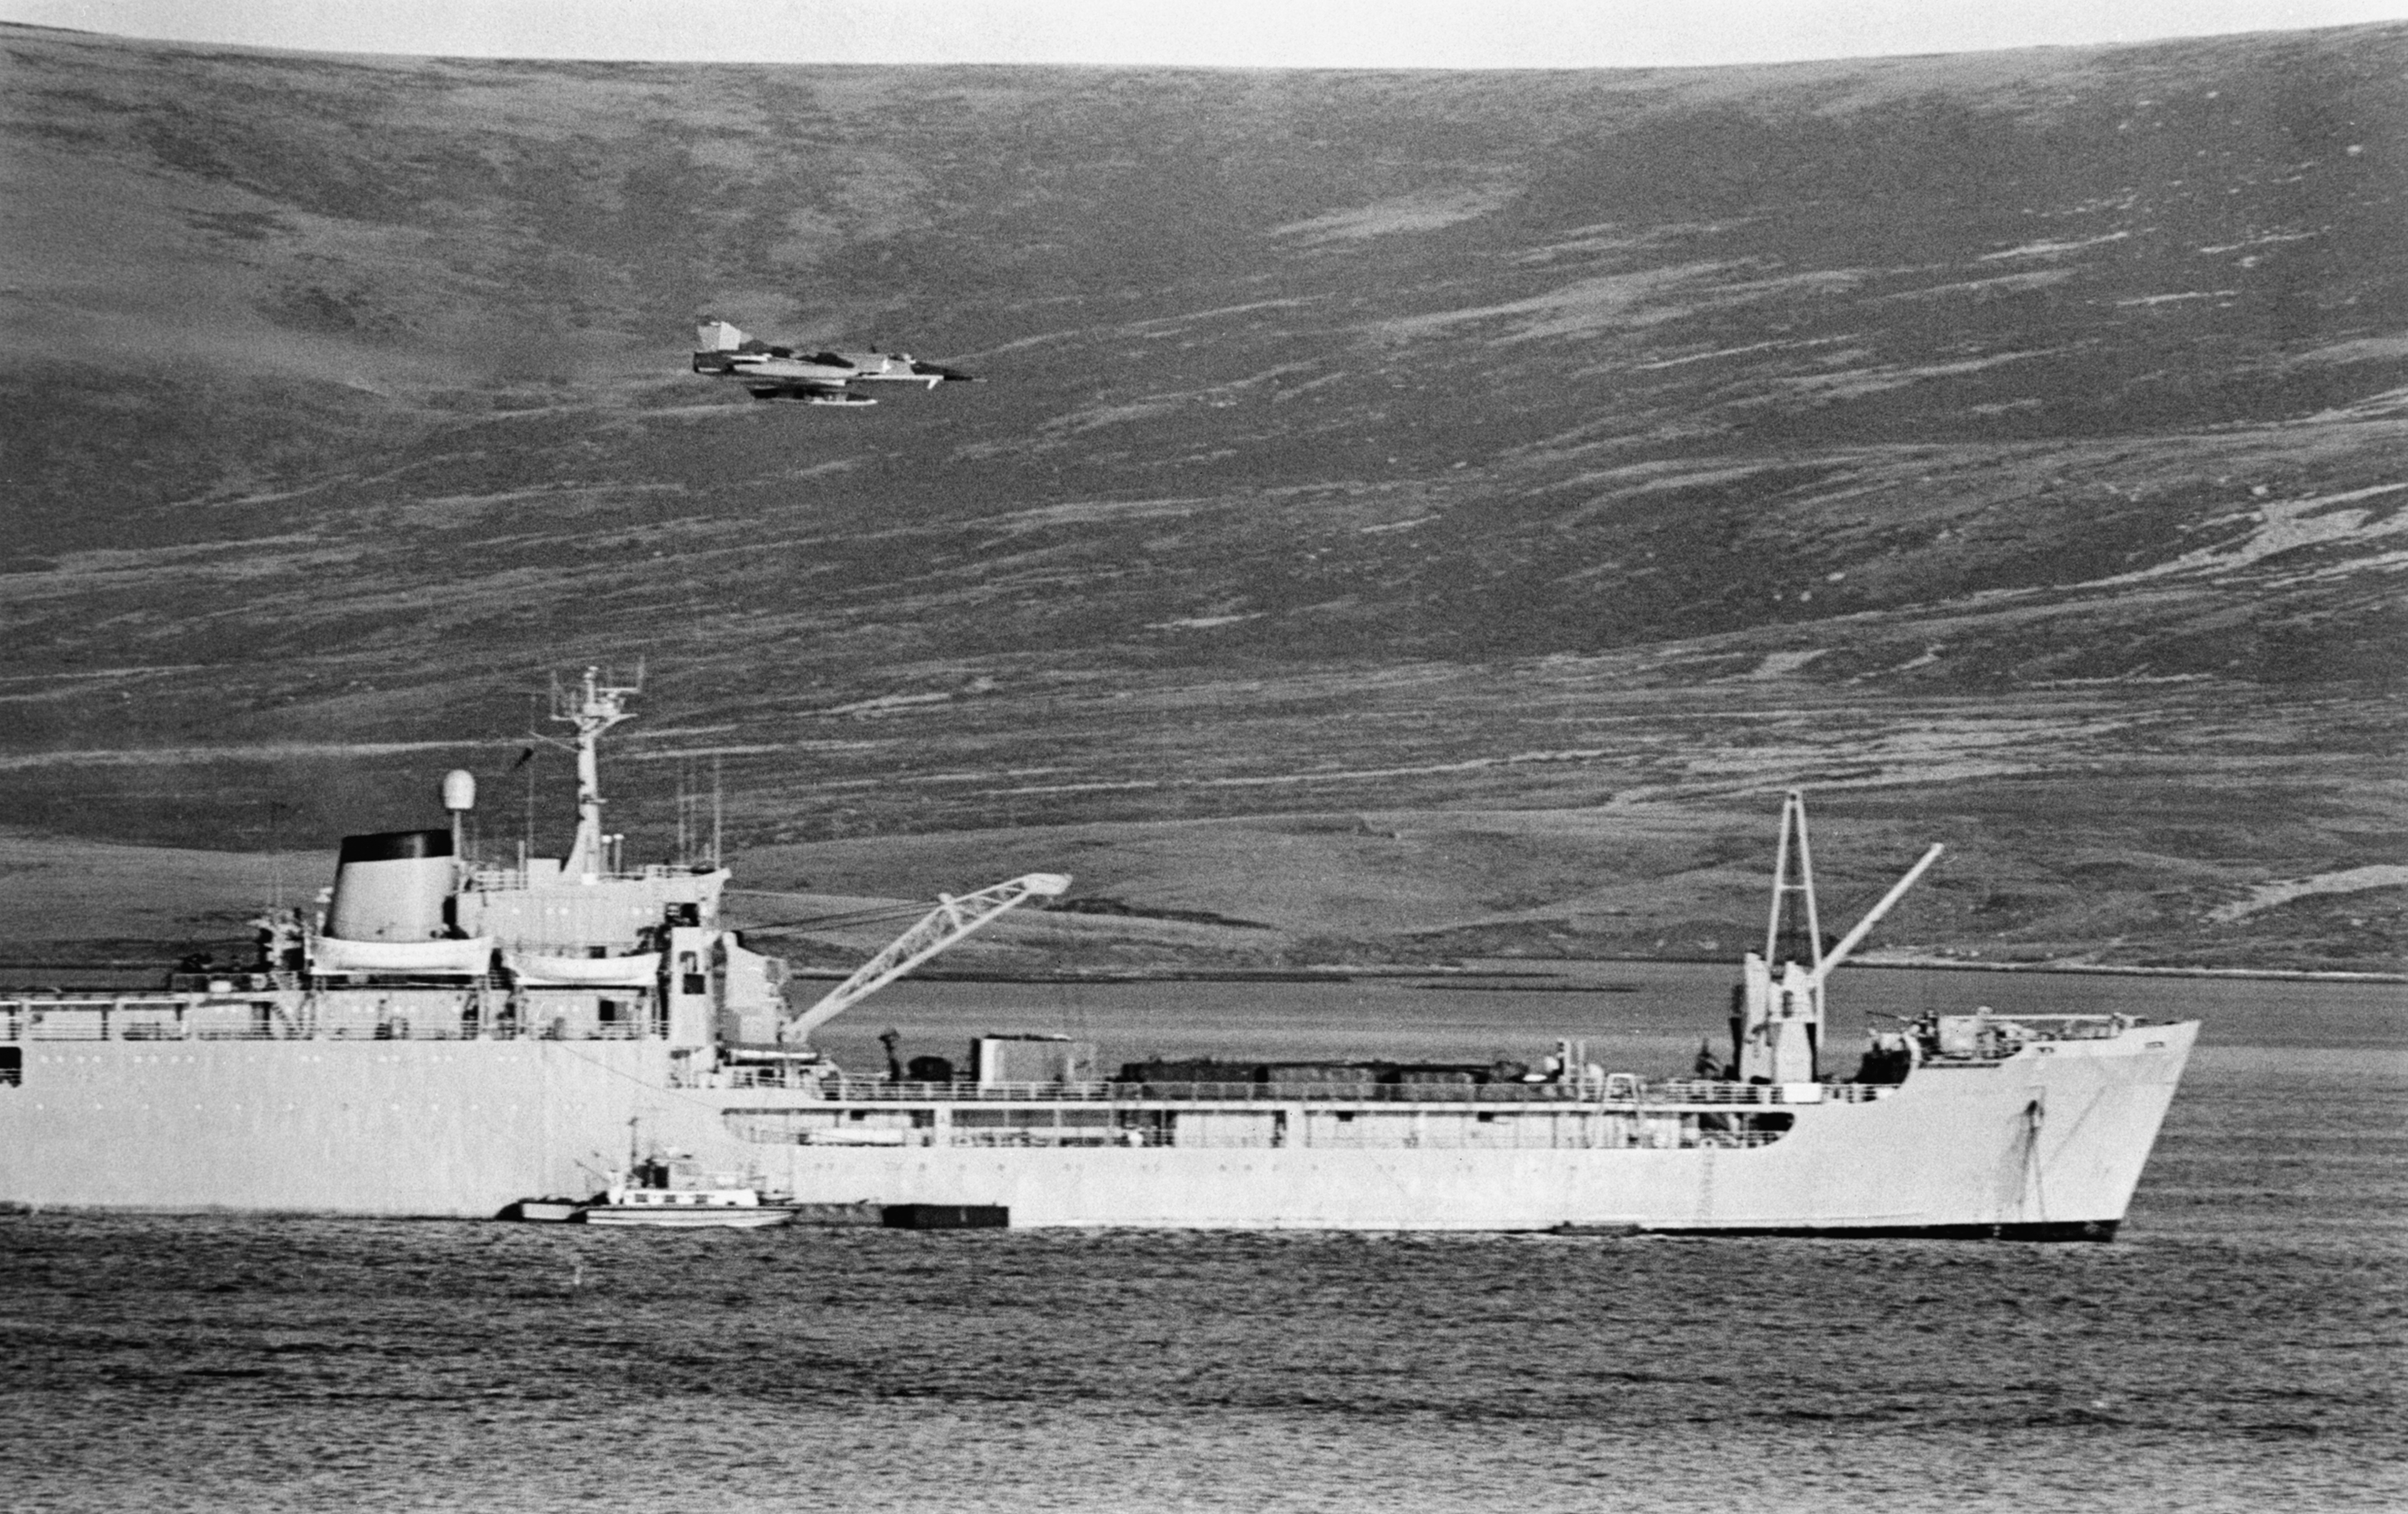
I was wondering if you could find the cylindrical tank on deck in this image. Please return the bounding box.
[326,829,455,942]
[442,769,476,812]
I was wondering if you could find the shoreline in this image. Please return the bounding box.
[765,957,2408,986]
[8,956,2400,990]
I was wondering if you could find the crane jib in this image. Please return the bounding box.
[779,873,1072,1044]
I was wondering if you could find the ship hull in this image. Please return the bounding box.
[582,1208,793,1229]
[0,1040,669,1217]
[0,1023,2195,1235]
[750,1031,2188,1233]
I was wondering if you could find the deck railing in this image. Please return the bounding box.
[0,997,654,1043]
[464,863,706,892]
[725,1073,1895,1107]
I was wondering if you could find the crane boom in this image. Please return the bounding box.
[1806,843,1944,991]
[777,873,1071,1045]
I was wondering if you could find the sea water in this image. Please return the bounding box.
[0,968,2399,1512]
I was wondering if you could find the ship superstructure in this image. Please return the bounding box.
[0,680,2196,1236]
[143,667,790,1058]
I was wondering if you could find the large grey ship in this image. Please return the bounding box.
[0,671,2196,1235]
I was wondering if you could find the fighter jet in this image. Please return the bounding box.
[690,319,979,405]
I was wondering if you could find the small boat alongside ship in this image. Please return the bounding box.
[507,1134,800,1229]
[0,670,2199,1237]
[580,1157,796,1229]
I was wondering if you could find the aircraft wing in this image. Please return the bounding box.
[692,346,878,405]
[691,321,975,403]
[826,351,982,387]
[736,374,876,404]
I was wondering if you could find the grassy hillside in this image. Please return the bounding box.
[1,23,2402,972]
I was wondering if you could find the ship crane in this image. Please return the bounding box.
[777,873,1071,1047]
[1735,790,1942,1084]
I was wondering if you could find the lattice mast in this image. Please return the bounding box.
[1765,790,1824,977]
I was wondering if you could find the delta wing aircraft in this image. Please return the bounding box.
[691,319,979,405]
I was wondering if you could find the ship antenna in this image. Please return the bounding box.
[675,759,690,868]
[712,755,725,871]
[266,798,287,911]
[523,692,542,869]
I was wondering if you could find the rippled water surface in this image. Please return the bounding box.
[3,970,2401,1512]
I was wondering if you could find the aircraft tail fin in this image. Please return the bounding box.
[695,319,747,352]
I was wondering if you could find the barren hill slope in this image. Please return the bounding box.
[1,23,2402,971]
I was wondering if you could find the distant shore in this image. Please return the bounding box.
[8,954,2399,991]
[1839,956,2406,985]
[820,957,2408,986]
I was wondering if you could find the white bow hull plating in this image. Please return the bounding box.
[0,1022,2194,1235]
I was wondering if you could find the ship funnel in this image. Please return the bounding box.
[442,770,476,812]
[327,829,456,942]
